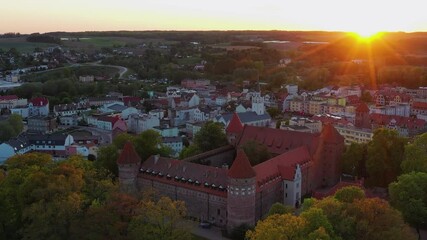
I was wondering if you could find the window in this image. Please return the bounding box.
[217,209,220,215]
[285,193,288,198]
[285,184,288,189]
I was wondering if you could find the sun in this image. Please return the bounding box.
[349,30,382,41]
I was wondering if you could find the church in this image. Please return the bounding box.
[117,112,344,231]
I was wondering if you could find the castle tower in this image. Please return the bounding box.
[314,124,345,188]
[227,150,256,232]
[251,92,265,115]
[117,141,141,193]
[225,112,244,145]
[355,102,370,129]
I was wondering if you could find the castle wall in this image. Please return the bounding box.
[255,180,283,220]
[138,178,227,227]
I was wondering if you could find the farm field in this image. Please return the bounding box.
[0,37,58,53]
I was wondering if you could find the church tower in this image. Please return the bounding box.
[251,92,265,115]
[117,141,141,193]
[227,150,256,232]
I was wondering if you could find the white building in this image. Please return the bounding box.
[162,136,183,158]
[127,114,160,134]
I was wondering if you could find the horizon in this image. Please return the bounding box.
[1,0,426,35]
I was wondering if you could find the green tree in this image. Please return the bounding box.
[401,133,427,173]
[267,202,294,216]
[179,144,202,159]
[241,140,271,166]
[246,214,307,240]
[7,114,23,135]
[366,128,406,187]
[133,130,171,161]
[193,121,227,152]
[389,172,427,238]
[334,186,365,203]
[341,143,366,177]
[0,121,16,142]
[96,145,119,176]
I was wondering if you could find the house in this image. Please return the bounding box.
[59,115,81,126]
[127,113,160,134]
[88,115,128,131]
[28,97,49,117]
[215,111,271,128]
[369,113,426,137]
[153,125,179,137]
[162,136,183,157]
[53,102,91,117]
[27,115,57,133]
[411,101,427,121]
[0,95,27,109]
[79,75,94,83]
[0,133,75,163]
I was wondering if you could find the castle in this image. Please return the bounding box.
[117,113,344,231]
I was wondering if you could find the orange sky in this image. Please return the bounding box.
[1,0,426,33]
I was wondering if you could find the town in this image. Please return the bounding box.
[0,30,426,240]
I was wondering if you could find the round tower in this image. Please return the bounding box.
[355,102,370,129]
[117,141,141,193]
[227,149,256,232]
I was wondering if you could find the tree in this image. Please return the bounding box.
[0,121,16,142]
[266,107,281,119]
[366,128,406,187]
[401,133,427,173]
[7,114,23,135]
[267,202,294,216]
[128,197,191,240]
[179,144,202,159]
[246,214,307,240]
[96,145,119,176]
[241,140,272,166]
[389,172,427,238]
[133,130,171,161]
[334,186,365,203]
[193,121,227,152]
[341,143,366,177]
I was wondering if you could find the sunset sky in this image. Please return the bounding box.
[1,0,426,34]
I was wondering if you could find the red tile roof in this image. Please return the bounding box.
[355,102,370,113]
[117,141,141,165]
[140,155,227,197]
[30,97,49,106]
[346,95,360,104]
[237,125,320,155]
[122,96,141,106]
[228,149,256,179]
[0,95,18,101]
[98,115,120,125]
[254,146,311,186]
[370,113,426,129]
[412,101,427,111]
[278,165,296,181]
[321,124,345,144]
[226,112,244,133]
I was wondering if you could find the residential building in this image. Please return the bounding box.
[28,97,49,116]
[162,136,183,157]
[27,115,57,133]
[53,102,91,117]
[127,114,160,134]
[334,125,373,145]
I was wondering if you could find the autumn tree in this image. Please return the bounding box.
[128,196,191,240]
[389,172,427,238]
[401,132,427,173]
[246,214,307,240]
[366,128,406,187]
[267,202,294,216]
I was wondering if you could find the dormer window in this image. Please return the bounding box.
[204,182,209,187]
[139,168,144,172]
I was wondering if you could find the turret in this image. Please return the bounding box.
[117,141,141,193]
[227,150,256,232]
[225,112,244,145]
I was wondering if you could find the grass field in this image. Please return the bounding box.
[0,37,57,53]
[22,65,119,82]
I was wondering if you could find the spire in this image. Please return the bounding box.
[117,141,141,165]
[321,124,344,144]
[228,149,256,179]
[226,112,244,134]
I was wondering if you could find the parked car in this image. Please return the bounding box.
[199,221,211,229]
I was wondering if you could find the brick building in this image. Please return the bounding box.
[117,113,344,231]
